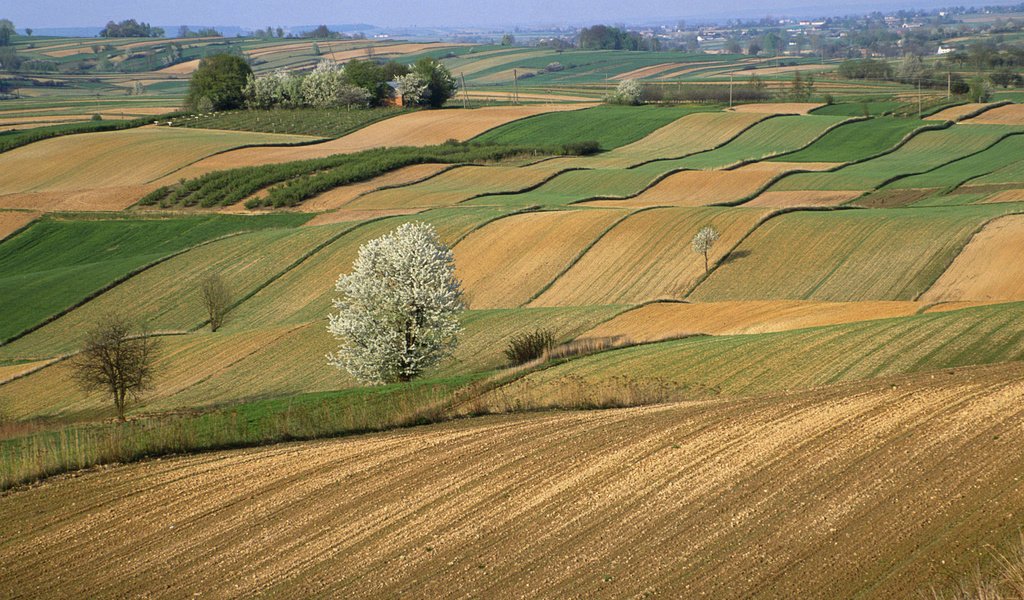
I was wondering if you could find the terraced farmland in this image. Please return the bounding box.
[581,300,923,341]
[507,302,1024,397]
[454,209,626,308]
[962,103,1024,125]
[690,206,1012,302]
[920,214,1024,303]
[5,362,1024,598]
[531,206,773,306]
[0,214,308,342]
[775,117,924,163]
[771,123,1016,192]
[164,105,589,181]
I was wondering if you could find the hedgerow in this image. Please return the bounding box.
[140,140,586,209]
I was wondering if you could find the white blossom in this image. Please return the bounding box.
[327,222,464,385]
[691,225,721,274]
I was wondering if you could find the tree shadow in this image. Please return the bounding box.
[718,250,751,266]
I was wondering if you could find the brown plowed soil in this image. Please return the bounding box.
[926,103,994,121]
[4,363,1024,598]
[920,214,1024,302]
[162,105,590,182]
[0,210,39,240]
[581,300,923,341]
[962,103,1024,125]
[0,186,155,212]
[744,189,861,207]
[728,102,824,114]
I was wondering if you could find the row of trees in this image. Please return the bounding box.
[100,19,164,38]
[578,25,660,51]
[241,57,457,110]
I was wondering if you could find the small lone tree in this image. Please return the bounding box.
[691,225,721,274]
[327,222,464,385]
[200,273,232,332]
[71,314,158,421]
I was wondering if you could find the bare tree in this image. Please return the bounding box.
[691,225,721,274]
[71,314,158,422]
[200,273,232,332]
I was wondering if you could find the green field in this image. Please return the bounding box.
[772,124,1016,191]
[775,117,925,163]
[690,205,1012,302]
[0,214,310,342]
[884,133,1024,190]
[169,107,408,137]
[503,301,1024,398]
[473,104,716,150]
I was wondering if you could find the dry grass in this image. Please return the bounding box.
[302,208,425,227]
[920,214,1024,303]
[4,363,1024,597]
[157,59,201,75]
[979,188,1024,204]
[454,209,625,308]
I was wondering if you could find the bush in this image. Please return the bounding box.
[504,329,555,365]
[605,78,643,105]
[90,113,102,121]
[562,140,601,155]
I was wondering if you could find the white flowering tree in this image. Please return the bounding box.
[607,78,644,105]
[691,225,721,274]
[301,60,347,108]
[243,70,302,109]
[395,72,428,106]
[327,222,465,385]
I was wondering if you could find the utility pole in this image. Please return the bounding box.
[947,70,951,99]
[918,79,922,118]
[461,72,469,108]
[513,69,519,104]
[729,74,734,108]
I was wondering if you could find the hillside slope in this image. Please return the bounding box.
[3,363,1024,598]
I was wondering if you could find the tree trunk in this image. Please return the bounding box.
[704,251,709,274]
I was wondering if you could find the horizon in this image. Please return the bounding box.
[6,0,1008,31]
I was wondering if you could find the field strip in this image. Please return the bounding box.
[919,214,1024,303]
[4,364,1024,597]
[0,211,39,241]
[580,300,924,342]
[159,105,592,183]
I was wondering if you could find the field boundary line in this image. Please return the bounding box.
[449,205,540,248]
[755,115,869,165]
[192,216,406,330]
[571,299,691,339]
[683,206,860,299]
[914,210,1024,302]
[0,232,252,348]
[521,207,663,307]
[623,112,781,170]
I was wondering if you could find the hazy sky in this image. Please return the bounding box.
[7,0,974,29]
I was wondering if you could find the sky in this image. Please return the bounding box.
[5,0,989,29]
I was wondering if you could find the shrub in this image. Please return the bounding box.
[606,78,643,105]
[504,329,555,365]
[90,113,102,121]
[562,140,601,155]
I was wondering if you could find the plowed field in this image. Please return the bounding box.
[4,363,1024,598]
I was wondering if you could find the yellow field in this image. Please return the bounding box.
[920,214,1024,303]
[531,206,773,306]
[0,127,315,199]
[454,209,626,308]
[744,189,861,207]
[926,102,994,121]
[4,364,1024,597]
[164,105,590,182]
[586,162,837,208]
[581,300,923,341]
[963,103,1024,125]
[729,102,824,114]
[346,162,567,210]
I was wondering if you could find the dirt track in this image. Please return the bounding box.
[3,363,1024,598]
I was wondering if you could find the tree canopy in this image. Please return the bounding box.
[100,19,165,38]
[186,54,253,111]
